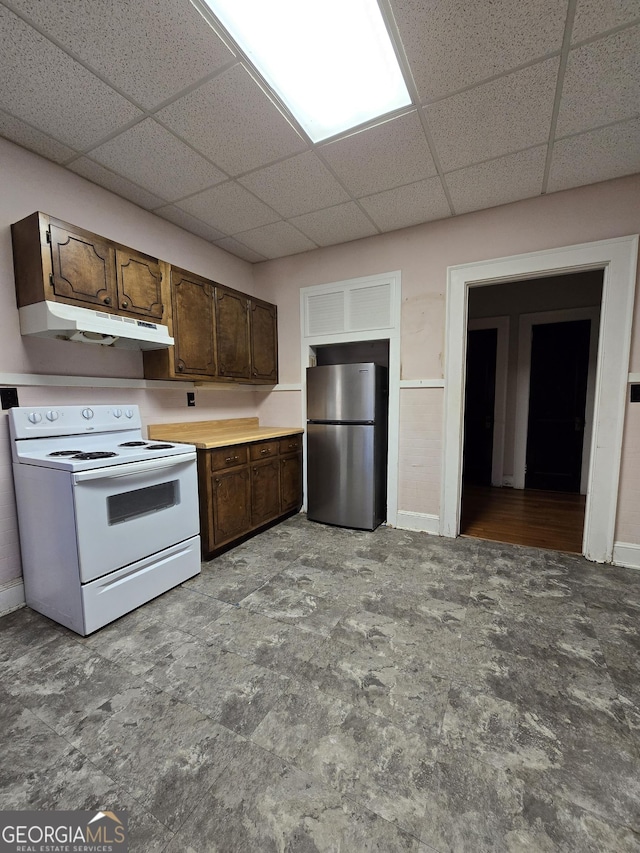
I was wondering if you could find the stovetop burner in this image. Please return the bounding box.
[72,451,119,460]
[48,450,83,457]
[146,444,174,450]
[119,441,149,447]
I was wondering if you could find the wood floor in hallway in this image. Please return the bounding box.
[460,484,586,553]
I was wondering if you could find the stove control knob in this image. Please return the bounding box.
[125,409,134,419]
[28,412,42,424]
[46,410,59,422]
[81,408,94,420]
[113,408,123,418]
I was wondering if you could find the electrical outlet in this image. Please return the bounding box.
[631,384,640,403]
[0,388,19,410]
[187,392,195,407]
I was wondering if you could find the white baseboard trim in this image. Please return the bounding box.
[0,580,25,616]
[395,511,440,535]
[612,542,640,571]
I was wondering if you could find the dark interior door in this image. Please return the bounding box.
[463,328,497,486]
[525,319,591,492]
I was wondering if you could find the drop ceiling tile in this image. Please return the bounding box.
[154,205,226,241]
[178,181,281,234]
[547,118,640,192]
[214,237,267,264]
[358,177,451,232]
[89,118,224,201]
[239,152,350,218]
[392,0,566,101]
[319,112,437,197]
[233,222,317,259]
[445,146,547,214]
[156,64,307,176]
[290,203,378,246]
[0,109,77,163]
[556,26,640,137]
[572,0,640,43]
[425,58,559,172]
[0,6,142,149]
[68,157,166,209]
[7,0,235,110]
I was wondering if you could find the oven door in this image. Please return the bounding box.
[72,453,199,583]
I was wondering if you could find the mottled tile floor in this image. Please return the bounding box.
[1,515,640,851]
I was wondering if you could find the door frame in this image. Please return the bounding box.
[299,271,401,527]
[441,235,638,563]
[513,306,600,494]
[467,316,510,487]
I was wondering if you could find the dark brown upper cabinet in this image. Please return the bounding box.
[250,297,278,383]
[170,267,217,378]
[12,212,166,324]
[215,285,251,380]
[115,247,163,320]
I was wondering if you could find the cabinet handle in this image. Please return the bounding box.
[215,478,221,484]
[260,448,270,455]
[121,299,129,308]
[177,362,184,372]
[225,455,240,463]
[103,297,111,305]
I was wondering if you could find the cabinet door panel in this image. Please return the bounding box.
[49,222,117,308]
[251,458,280,526]
[215,286,251,379]
[250,299,278,383]
[172,269,216,377]
[212,467,251,546]
[281,453,302,513]
[116,249,163,319]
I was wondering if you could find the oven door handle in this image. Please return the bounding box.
[72,452,196,483]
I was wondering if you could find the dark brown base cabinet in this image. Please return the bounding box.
[199,435,302,557]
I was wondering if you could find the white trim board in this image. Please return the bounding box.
[0,372,259,392]
[300,271,401,526]
[467,316,510,487]
[0,580,25,616]
[513,306,600,494]
[395,511,440,536]
[612,542,640,572]
[399,379,445,388]
[441,235,639,564]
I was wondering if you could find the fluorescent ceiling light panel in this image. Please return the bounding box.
[202,0,411,142]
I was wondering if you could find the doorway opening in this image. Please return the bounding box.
[459,270,603,554]
[442,236,637,563]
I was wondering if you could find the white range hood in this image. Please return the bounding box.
[18,300,174,350]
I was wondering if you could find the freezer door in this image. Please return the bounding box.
[307,363,377,422]
[307,422,379,529]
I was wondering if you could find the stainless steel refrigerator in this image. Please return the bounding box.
[306,363,387,530]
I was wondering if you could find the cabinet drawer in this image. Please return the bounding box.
[279,435,302,455]
[209,445,248,470]
[249,441,278,461]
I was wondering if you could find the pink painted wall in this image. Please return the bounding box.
[1,133,639,598]
[0,139,263,592]
[254,173,640,542]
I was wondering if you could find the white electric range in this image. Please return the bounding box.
[9,404,201,635]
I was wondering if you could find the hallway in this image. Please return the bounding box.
[461,485,586,553]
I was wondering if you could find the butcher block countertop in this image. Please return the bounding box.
[147,417,303,450]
